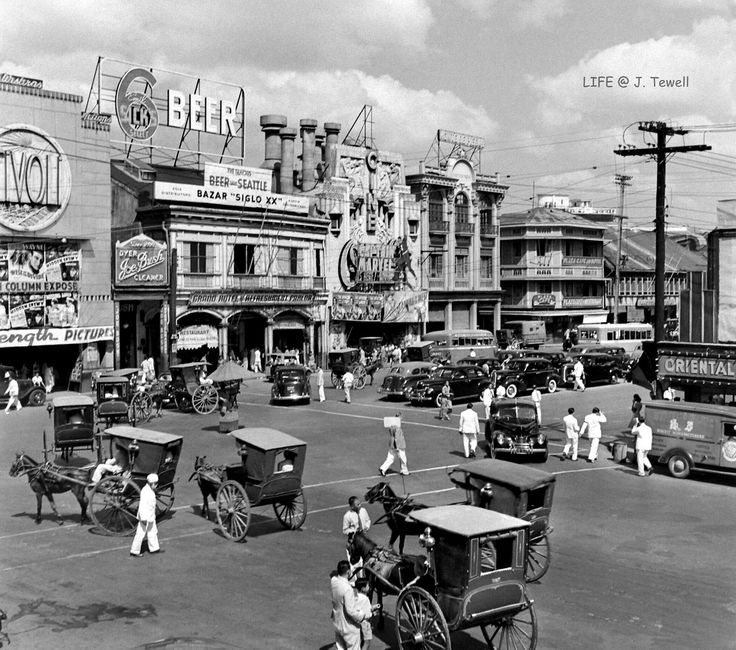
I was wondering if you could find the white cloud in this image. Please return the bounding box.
[514,0,568,28]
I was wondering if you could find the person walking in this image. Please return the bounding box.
[379,413,409,476]
[579,407,607,462]
[561,407,580,461]
[317,366,326,402]
[438,381,452,420]
[573,359,586,392]
[253,348,262,373]
[629,393,643,428]
[342,369,354,404]
[3,371,21,414]
[481,385,493,420]
[330,560,370,650]
[130,473,160,557]
[458,403,480,458]
[531,387,542,424]
[631,415,654,477]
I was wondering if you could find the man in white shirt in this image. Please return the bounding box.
[342,496,371,537]
[495,383,507,399]
[480,386,493,420]
[573,359,585,392]
[561,407,580,461]
[579,407,607,462]
[632,415,654,477]
[458,403,480,458]
[317,366,325,402]
[130,473,160,556]
[342,370,354,404]
[530,387,542,424]
[330,560,370,650]
[3,372,21,414]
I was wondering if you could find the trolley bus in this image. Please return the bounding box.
[421,328,497,363]
[576,322,653,354]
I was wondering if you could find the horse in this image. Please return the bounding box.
[347,530,430,629]
[9,453,90,525]
[188,456,225,520]
[364,482,429,554]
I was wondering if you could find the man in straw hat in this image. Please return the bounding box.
[130,473,161,557]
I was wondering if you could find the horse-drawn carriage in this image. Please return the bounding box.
[47,394,96,460]
[350,504,538,649]
[191,427,307,542]
[95,369,148,426]
[167,362,219,414]
[10,425,183,536]
[448,459,555,582]
[328,348,367,390]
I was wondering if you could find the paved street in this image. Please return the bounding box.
[1,373,735,649]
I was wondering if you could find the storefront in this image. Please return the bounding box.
[0,75,114,389]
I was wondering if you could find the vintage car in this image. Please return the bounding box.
[567,344,631,370]
[377,362,436,400]
[270,365,311,404]
[562,352,622,387]
[456,356,500,375]
[484,398,548,462]
[0,365,46,407]
[492,357,561,398]
[528,350,568,374]
[265,352,301,382]
[409,364,492,406]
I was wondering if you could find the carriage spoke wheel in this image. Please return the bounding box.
[192,385,219,414]
[525,535,550,582]
[481,599,537,650]
[273,488,307,530]
[216,481,251,542]
[395,586,450,650]
[130,392,153,423]
[155,484,175,519]
[330,372,340,388]
[89,476,141,536]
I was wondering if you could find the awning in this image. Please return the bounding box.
[583,314,608,324]
[0,326,114,348]
[177,324,218,350]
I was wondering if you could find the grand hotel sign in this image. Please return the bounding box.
[0,125,72,231]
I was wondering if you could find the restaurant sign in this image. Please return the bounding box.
[115,234,168,287]
[177,324,218,350]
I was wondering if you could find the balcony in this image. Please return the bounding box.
[428,277,446,289]
[479,224,499,238]
[455,222,475,235]
[500,265,604,279]
[428,220,450,234]
[221,275,326,291]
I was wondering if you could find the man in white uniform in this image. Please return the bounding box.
[480,385,493,420]
[317,366,326,402]
[458,403,480,458]
[530,387,542,424]
[330,560,371,650]
[561,407,580,461]
[130,473,160,556]
[579,407,607,462]
[342,370,354,404]
[632,415,654,477]
[573,359,586,392]
[3,372,21,414]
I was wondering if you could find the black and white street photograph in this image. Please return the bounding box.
[2,2,736,648]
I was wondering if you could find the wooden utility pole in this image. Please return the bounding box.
[615,122,710,341]
[613,174,631,323]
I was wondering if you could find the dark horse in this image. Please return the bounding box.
[365,482,429,554]
[347,530,430,629]
[188,456,225,520]
[9,453,90,525]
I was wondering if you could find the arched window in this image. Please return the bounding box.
[454,193,469,224]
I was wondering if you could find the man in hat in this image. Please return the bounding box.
[3,371,21,414]
[130,473,160,557]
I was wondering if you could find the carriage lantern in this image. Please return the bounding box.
[480,482,494,500]
[418,526,435,550]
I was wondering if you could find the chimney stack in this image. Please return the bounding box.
[299,119,318,192]
[260,115,287,170]
[279,127,298,194]
[323,122,341,181]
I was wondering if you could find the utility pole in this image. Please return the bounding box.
[613,174,631,323]
[615,122,710,341]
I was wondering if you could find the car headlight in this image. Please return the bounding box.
[536,433,546,444]
[495,433,507,445]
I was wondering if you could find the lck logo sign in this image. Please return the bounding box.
[115,68,159,140]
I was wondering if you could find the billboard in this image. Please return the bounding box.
[115,234,168,287]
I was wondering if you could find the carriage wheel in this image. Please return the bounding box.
[331,372,340,388]
[175,392,193,413]
[216,481,251,542]
[395,586,451,650]
[273,488,307,530]
[130,392,153,423]
[89,475,141,536]
[480,598,537,650]
[352,364,367,390]
[192,385,218,414]
[155,484,175,519]
[525,534,550,582]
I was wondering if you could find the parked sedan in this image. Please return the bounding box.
[562,352,621,387]
[492,358,561,398]
[0,365,46,407]
[378,362,436,400]
[485,397,547,462]
[409,365,492,406]
[270,365,311,404]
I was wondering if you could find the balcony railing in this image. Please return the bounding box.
[454,278,470,288]
[500,266,604,279]
[479,278,495,288]
[455,222,475,235]
[181,274,326,291]
[428,220,450,234]
[479,225,499,238]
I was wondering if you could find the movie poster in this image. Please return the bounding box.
[0,294,9,330]
[332,292,383,321]
[10,294,45,328]
[0,246,8,283]
[46,244,80,283]
[45,293,78,327]
[8,244,46,282]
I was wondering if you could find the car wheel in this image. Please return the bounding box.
[27,389,46,406]
[667,454,690,479]
[546,378,557,393]
[505,383,518,398]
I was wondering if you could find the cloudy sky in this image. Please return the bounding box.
[2,0,735,230]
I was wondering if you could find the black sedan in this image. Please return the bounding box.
[409,365,492,406]
[271,366,311,404]
[0,365,46,407]
[492,358,561,398]
[562,353,621,387]
[485,398,547,462]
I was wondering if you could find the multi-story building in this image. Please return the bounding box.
[499,207,608,340]
[0,73,114,389]
[405,140,507,333]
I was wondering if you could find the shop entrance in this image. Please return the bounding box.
[228,311,267,368]
[273,311,308,363]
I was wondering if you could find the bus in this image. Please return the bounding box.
[576,322,654,354]
[421,329,497,363]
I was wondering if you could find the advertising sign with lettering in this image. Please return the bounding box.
[332,293,383,321]
[46,245,80,282]
[657,354,736,383]
[177,324,219,350]
[204,162,272,193]
[45,294,78,328]
[189,292,315,307]
[153,181,309,214]
[0,325,114,348]
[383,290,428,323]
[531,294,556,308]
[338,235,418,290]
[115,234,168,287]
[0,295,8,330]
[0,125,72,232]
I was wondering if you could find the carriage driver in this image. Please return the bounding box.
[91,446,127,484]
[343,496,371,579]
